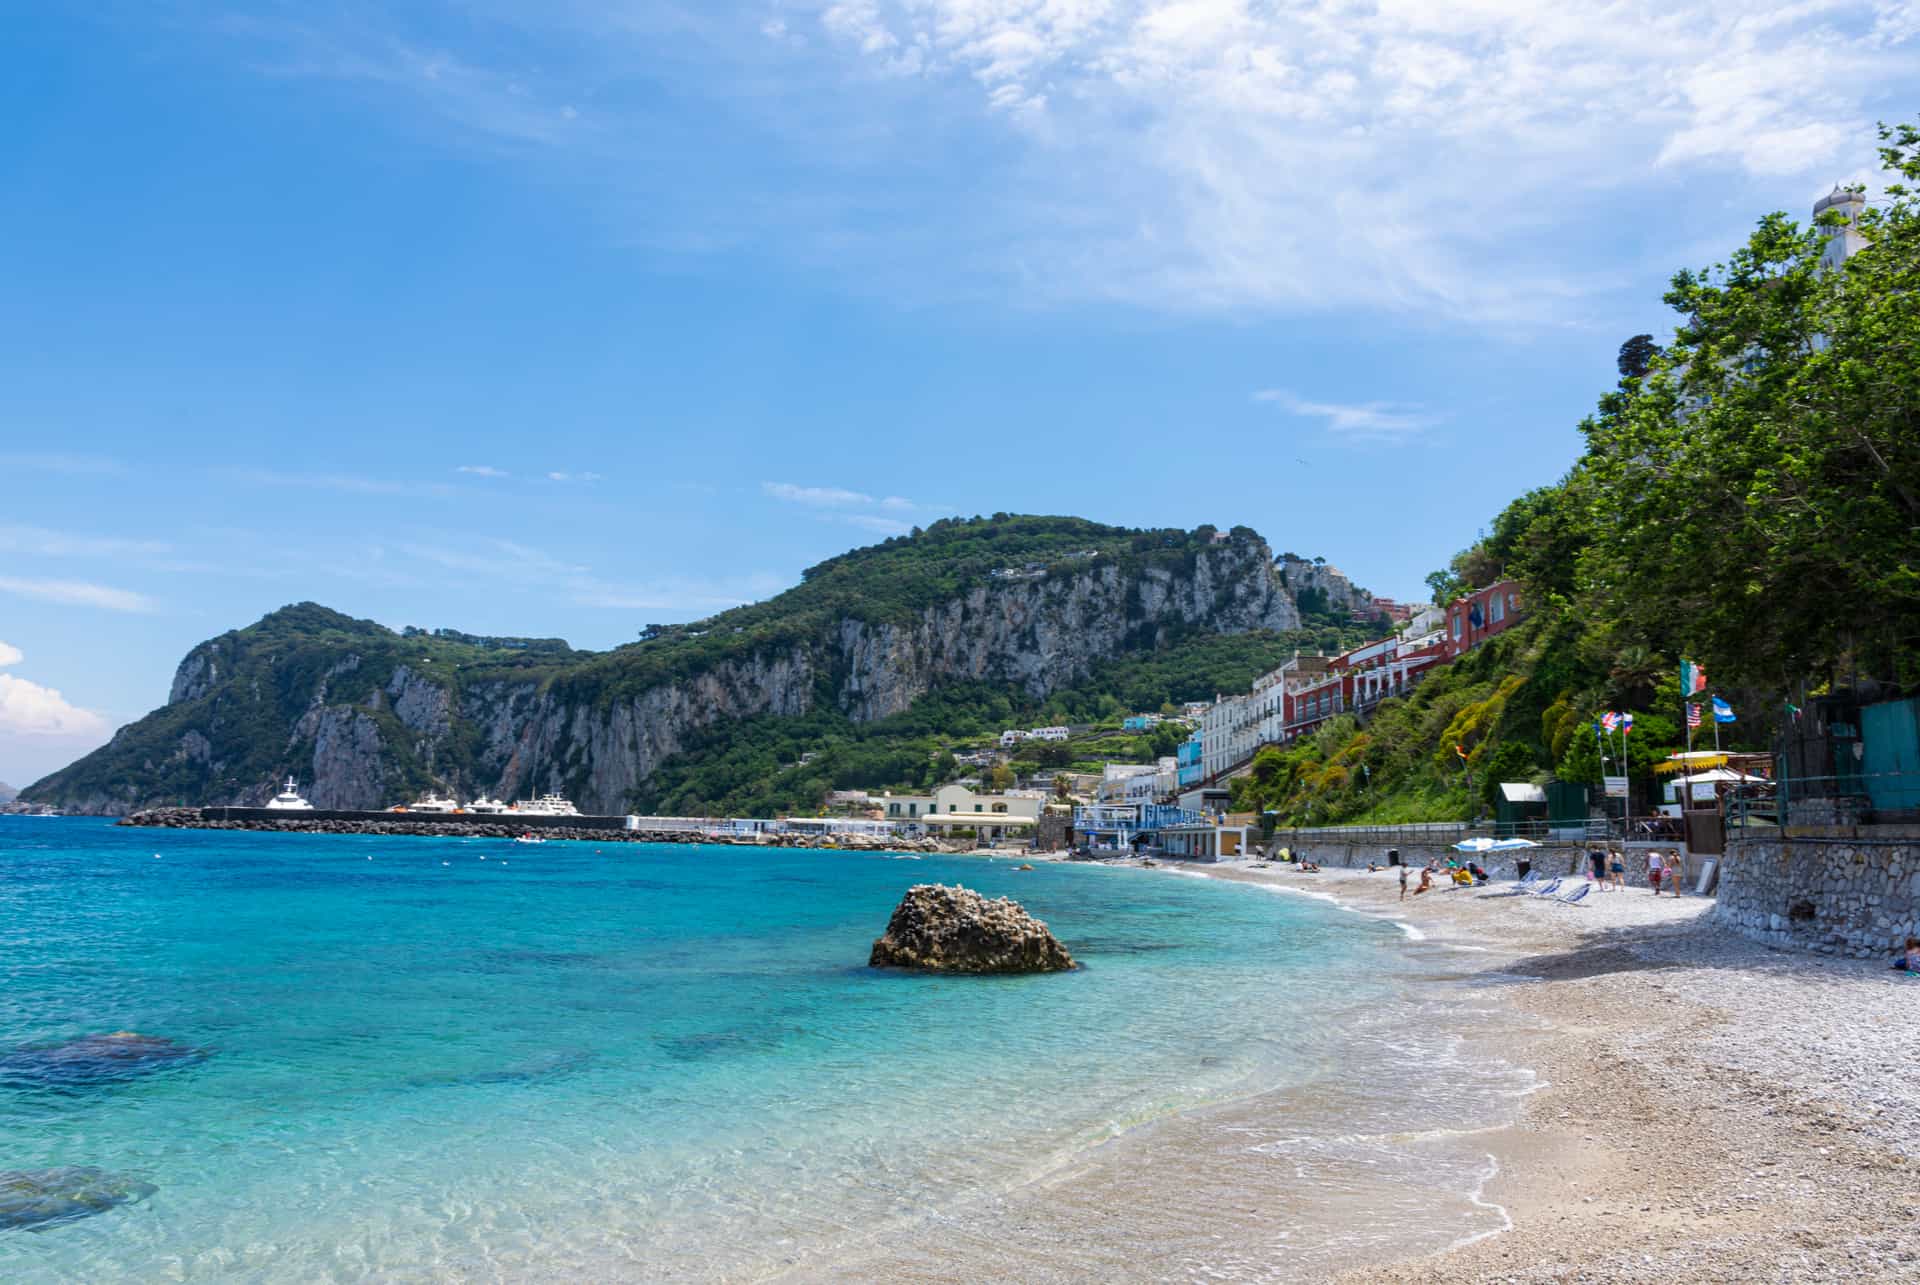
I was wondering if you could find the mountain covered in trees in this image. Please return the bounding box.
[24,517,1376,816]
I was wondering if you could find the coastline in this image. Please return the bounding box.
[810,858,1920,1282]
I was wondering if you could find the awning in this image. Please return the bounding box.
[917,813,1039,827]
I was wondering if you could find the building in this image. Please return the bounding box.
[1442,580,1523,660]
[1122,713,1164,732]
[1028,726,1069,742]
[1098,763,1159,805]
[1176,733,1204,788]
[1369,596,1415,622]
[1815,185,1867,272]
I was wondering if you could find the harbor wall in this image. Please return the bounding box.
[1711,828,1920,959]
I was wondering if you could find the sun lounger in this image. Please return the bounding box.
[1557,883,1591,904]
[1529,878,1562,897]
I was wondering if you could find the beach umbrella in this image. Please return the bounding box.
[1452,837,1495,852]
[1488,838,1541,850]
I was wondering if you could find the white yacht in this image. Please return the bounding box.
[265,777,314,811]
[407,792,461,814]
[512,793,581,817]
[466,795,509,814]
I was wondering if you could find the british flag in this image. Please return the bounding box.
[1600,711,1621,732]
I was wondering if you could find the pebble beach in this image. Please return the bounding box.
[814,857,1920,1283]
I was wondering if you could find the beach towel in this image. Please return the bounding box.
[1558,883,1591,904]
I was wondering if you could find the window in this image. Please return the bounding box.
[974,804,983,812]
[1452,613,1463,639]
[1490,594,1505,624]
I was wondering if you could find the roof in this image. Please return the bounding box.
[1498,782,1547,804]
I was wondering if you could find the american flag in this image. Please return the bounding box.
[1687,703,1702,729]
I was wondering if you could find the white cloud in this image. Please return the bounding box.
[456,464,510,477]
[1256,389,1439,440]
[546,470,603,482]
[0,576,158,613]
[0,525,172,558]
[763,481,877,506]
[0,641,23,668]
[0,673,110,737]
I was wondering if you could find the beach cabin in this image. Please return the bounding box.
[1494,782,1547,836]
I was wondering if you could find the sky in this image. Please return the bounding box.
[1,1,1914,787]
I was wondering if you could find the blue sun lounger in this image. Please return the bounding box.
[1529,878,1563,897]
[1558,882,1591,904]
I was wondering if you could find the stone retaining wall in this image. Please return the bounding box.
[1711,829,1920,959]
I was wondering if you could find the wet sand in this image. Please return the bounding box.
[803,859,1920,1282]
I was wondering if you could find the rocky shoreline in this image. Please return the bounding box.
[116,808,950,852]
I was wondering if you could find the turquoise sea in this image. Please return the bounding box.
[1,819,1527,1281]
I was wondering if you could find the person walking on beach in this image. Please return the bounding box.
[1646,849,1664,895]
[1608,850,1626,890]
[1399,864,1410,901]
[1588,848,1607,885]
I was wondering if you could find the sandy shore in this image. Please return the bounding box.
[806,857,1920,1283]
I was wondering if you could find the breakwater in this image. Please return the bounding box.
[117,808,943,851]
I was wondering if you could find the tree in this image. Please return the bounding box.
[1425,568,1464,606]
[988,762,1015,791]
[1616,333,1660,380]
[1582,120,1920,693]
[1052,772,1073,800]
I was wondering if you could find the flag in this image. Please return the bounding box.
[1622,713,1634,734]
[1600,711,1620,732]
[1712,696,1736,723]
[1455,743,1469,760]
[1680,659,1708,694]
[1687,703,1702,729]
[1785,700,1802,721]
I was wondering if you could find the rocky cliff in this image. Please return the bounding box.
[23,518,1369,815]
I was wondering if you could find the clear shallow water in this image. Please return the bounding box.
[1,820,1514,1281]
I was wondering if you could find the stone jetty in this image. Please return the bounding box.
[869,883,1076,973]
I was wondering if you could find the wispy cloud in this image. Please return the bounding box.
[0,642,110,737]
[0,525,172,559]
[763,481,876,507]
[456,464,510,478]
[0,452,125,476]
[546,471,603,483]
[0,576,157,613]
[231,468,458,498]
[1255,389,1439,441]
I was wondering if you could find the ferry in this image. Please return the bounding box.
[511,793,581,817]
[265,778,314,811]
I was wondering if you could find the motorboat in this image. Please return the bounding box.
[513,832,546,845]
[466,796,509,814]
[265,777,314,811]
[408,792,461,814]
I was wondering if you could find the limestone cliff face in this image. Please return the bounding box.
[24,530,1344,815]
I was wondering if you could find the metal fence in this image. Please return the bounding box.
[1270,816,1612,850]
[1724,771,1920,831]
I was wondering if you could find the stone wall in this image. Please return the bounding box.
[1711,828,1920,959]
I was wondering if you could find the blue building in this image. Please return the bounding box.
[1176,733,1204,788]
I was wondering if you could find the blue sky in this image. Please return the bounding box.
[2,1,1913,786]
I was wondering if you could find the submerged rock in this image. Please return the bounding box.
[0,1032,208,1089]
[0,1166,156,1232]
[869,883,1076,974]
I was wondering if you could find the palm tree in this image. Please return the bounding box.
[1608,645,1664,708]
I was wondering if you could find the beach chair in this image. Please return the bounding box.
[1529,878,1562,897]
[1557,883,1591,904]
[1516,871,1538,885]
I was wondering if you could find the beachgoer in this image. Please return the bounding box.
[1589,849,1606,883]
[1414,868,1434,895]
[1468,862,1489,885]
[1399,865,1410,901]
[1608,850,1626,890]
[1893,938,1920,972]
[1667,852,1686,896]
[1646,849,1664,894]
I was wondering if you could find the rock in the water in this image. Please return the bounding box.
[0,1166,156,1231]
[0,1032,208,1090]
[869,883,1076,974]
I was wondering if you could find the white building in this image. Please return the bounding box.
[1028,726,1070,742]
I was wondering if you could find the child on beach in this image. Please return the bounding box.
[1892,938,1920,972]
[1399,865,1410,901]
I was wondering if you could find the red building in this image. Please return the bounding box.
[1442,580,1524,660]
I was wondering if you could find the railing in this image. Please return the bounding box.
[1725,771,1920,831]
[1269,816,1613,850]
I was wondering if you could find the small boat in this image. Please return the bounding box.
[265,777,314,811]
[513,832,546,845]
